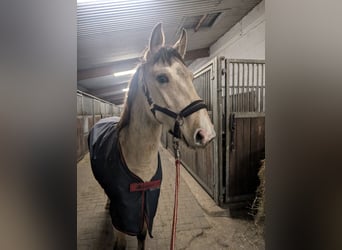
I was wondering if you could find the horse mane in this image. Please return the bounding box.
[116,66,141,133]
[116,46,185,133]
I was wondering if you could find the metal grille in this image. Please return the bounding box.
[82,96,94,115]
[77,90,118,161]
[77,90,117,116]
[193,69,212,111]
[93,99,101,115]
[77,94,83,115]
[227,60,265,113]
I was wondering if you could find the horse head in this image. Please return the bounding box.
[141,23,216,148]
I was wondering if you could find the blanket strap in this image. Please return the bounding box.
[130,180,161,192]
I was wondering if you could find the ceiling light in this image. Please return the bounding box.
[113,69,136,77]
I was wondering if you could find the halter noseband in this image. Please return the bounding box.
[143,82,207,139]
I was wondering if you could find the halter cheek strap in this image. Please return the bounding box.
[143,83,208,139]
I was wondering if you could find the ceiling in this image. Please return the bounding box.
[77,0,262,105]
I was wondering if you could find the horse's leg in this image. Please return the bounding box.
[113,227,126,250]
[137,222,147,250]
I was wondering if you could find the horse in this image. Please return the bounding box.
[88,23,216,250]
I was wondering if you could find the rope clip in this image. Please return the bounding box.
[173,137,180,160]
[175,115,184,126]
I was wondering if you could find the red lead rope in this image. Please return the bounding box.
[170,139,181,250]
[170,158,180,250]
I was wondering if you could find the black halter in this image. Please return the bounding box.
[143,83,207,139]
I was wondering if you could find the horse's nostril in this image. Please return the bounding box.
[195,129,208,145]
[195,130,204,143]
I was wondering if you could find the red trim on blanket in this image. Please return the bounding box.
[130,180,161,192]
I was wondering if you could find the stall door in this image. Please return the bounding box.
[225,59,265,203]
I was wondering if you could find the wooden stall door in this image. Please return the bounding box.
[225,59,265,203]
[228,116,265,200]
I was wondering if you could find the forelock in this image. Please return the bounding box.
[149,47,185,66]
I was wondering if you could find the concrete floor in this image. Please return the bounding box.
[77,146,264,250]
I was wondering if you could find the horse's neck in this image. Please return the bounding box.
[119,89,162,182]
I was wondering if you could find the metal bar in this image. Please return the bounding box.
[207,71,210,109]
[207,71,209,109]
[231,62,234,113]
[208,72,211,110]
[235,63,238,112]
[194,64,211,78]
[229,63,232,112]
[234,63,237,112]
[253,64,256,112]
[232,112,265,118]
[240,63,243,112]
[225,59,230,203]
[203,72,205,104]
[202,73,205,105]
[261,64,264,112]
[257,64,261,112]
[224,59,265,64]
[214,56,223,205]
[247,63,250,112]
[252,63,256,112]
[236,63,238,112]
[236,63,240,112]
[242,63,245,112]
[204,71,206,107]
[255,64,259,112]
[259,64,262,112]
[262,64,266,112]
[261,63,264,111]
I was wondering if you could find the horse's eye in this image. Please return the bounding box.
[156,74,169,84]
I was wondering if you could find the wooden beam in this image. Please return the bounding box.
[113,99,126,105]
[184,48,210,61]
[107,94,126,105]
[77,48,210,81]
[194,14,208,32]
[105,91,127,98]
[88,91,125,105]
[77,58,140,81]
[91,82,128,96]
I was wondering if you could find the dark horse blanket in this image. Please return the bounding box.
[88,117,162,237]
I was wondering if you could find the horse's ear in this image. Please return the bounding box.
[173,28,187,58]
[147,23,165,58]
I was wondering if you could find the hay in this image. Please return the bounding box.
[252,159,265,225]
